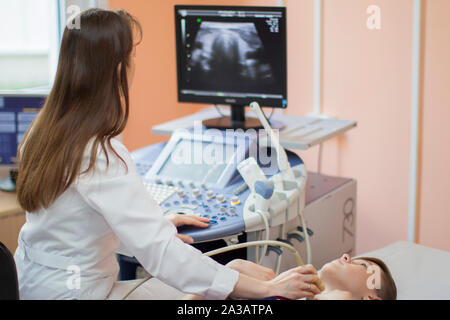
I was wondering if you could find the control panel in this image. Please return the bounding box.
[144,179,250,242]
[134,129,305,243]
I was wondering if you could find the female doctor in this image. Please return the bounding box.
[13,9,321,300]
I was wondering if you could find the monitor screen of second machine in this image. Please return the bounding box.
[157,139,237,185]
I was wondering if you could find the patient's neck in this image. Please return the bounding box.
[317,276,342,292]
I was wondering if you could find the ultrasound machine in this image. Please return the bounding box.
[118,5,357,279]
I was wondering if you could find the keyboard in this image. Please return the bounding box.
[144,182,177,205]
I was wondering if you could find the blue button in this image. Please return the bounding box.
[205,208,211,213]
[209,220,217,225]
[173,201,180,205]
[202,215,210,218]
[211,216,218,220]
[164,203,171,207]
[220,217,227,221]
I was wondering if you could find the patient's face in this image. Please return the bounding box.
[320,254,381,299]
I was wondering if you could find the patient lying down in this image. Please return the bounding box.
[185,254,397,300]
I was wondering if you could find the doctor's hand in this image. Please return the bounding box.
[166,214,210,244]
[268,266,323,300]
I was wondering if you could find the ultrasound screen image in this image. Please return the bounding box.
[178,12,285,97]
[189,22,275,91]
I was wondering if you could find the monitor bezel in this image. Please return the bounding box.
[174,5,288,109]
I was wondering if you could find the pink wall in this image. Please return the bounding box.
[299,0,414,254]
[110,0,450,254]
[418,0,450,250]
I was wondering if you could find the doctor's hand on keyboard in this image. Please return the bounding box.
[165,213,211,244]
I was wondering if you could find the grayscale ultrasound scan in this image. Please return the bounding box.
[189,22,275,89]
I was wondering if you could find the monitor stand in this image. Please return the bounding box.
[202,105,284,130]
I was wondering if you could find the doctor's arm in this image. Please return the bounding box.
[185,260,322,300]
[233,267,322,299]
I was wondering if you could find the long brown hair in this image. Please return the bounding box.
[17,9,142,212]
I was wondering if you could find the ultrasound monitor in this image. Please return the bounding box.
[175,5,287,129]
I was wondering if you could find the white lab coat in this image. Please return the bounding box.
[14,138,239,300]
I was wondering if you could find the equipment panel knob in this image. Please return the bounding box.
[230,196,241,206]
[192,189,201,197]
[206,190,215,199]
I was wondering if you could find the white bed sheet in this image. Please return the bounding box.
[358,241,450,300]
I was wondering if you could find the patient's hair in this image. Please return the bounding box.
[359,257,397,300]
